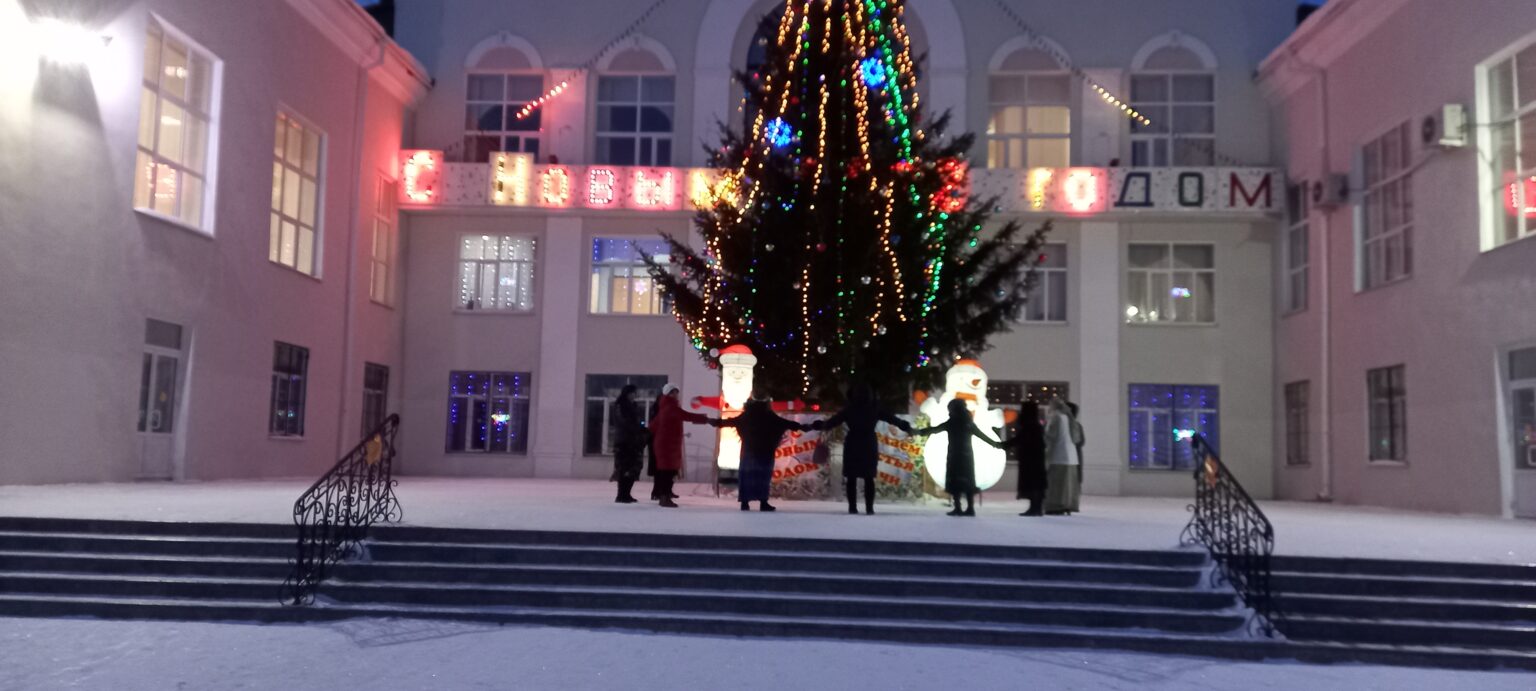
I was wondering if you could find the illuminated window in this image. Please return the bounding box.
[464,73,544,163]
[1129,43,1215,167]
[446,371,530,454]
[1128,384,1217,470]
[1284,183,1309,313]
[370,177,397,305]
[1285,381,1310,467]
[362,363,389,437]
[1360,122,1413,290]
[1483,42,1536,247]
[269,342,309,438]
[1367,365,1407,462]
[595,76,675,166]
[582,374,666,456]
[1023,243,1068,322]
[133,18,218,230]
[589,238,671,315]
[268,112,324,276]
[1126,243,1215,324]
[988,381,1070,461]
[457,235,536,311]
[987,48,1071,169]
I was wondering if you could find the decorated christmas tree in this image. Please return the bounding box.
[650,0,1050,402]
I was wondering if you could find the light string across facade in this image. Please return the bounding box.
[512,0,674,121]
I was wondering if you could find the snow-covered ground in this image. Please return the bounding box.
[1,616,1531,691]
[1,477,1533,564]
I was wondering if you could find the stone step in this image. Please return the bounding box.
[1280,592,1536,624]
[0,532,291,559]
[1274,556,1536,583]
[366,542,1203,587]
[0,592,1532,671]
[0,551,292,579]
[319,579,1244,634]
[1283,614,1536,651]
[0,517,290,540]
[0,571,282,602]
[1275,572,1536,602]
[333,561,1236,610]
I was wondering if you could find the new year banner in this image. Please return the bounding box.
[770,420,832,500]
[875,420,926,501]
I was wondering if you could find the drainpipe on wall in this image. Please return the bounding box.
[336,38,390,458]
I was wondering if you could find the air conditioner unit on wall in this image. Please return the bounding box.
[1422,104,1468,149]
[1310,174,1349,210]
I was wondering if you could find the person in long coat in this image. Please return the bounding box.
[816,383,912,515]
[609,384,649,504]
[645,396,663,499]
[1067,401,1086,491]
[1012,401,1048,517]
[710,395,809,512]
[649,384,708,508]
[1043,398,1082,515]
[913,399,1005,517]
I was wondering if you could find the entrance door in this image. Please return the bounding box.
[1509,347,1536,518]
[137,319,184,480]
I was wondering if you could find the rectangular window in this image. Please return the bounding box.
[1510,347,1536,471]
[1284,381,1310,466]
[134,18,217,230]
[595,75,674,166]
[1023,243,1068,322]
[445,371,531,454]
[1367,365,1407,462]
[986,72,1072,169]
[270,342,309,437]
[464,73,544,163]
[1284,183,1310,313]
[1360,122,1414,289]
[1129,73,1215,167]
[1128,384,1218,470]
[1484,43,1536,247]
[590,237,672,315]
[583,374,667,456]
[1126,243,1215,324]
[362,363,389,436]
[370,177,397,305]
[268,112,324,276]
[988,381,1070,461]
[458,234,536,311]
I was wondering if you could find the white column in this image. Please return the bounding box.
[1078,221,1123,495]
[532,217,583,477]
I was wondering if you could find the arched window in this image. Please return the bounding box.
[594,38,677,167]
[986,43,1072,169]
[739,4,784,132]
[464,34,544,163]
[1130,34,1217,167]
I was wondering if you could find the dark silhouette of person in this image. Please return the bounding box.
[710,395,810,511]
[1012,401,1048,516]
[914,399,1005,517]
[609,384,649,503]
[816,383,912,515]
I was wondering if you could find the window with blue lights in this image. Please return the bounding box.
[1128,384,1218,470]
[446,371,531,455]
[270,342,309,438]
[590,237,672,315]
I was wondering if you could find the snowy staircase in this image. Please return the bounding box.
[0,516,1533,670]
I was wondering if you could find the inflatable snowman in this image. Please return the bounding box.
[918,359,1009,492]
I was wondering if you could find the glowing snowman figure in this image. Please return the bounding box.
[715,345,756,471]
[918,359,1009,491]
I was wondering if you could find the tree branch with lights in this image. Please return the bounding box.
[648,0,1051,403]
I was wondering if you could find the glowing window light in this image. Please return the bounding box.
[1063,169,1101,213]
[765,117,794,148]
[491,153,532,206]
[1170,287,1192,299]
[1506,177,1536,218]
[1173,428,1197,442]
[400,151,440,204]
[631,169,676,209]
[539,166,572,207]
[859,56,886,88]
[587,168,617,207]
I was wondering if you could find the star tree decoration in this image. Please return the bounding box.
[647,0,1051,403]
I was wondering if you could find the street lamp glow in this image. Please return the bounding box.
[33,18,110,64]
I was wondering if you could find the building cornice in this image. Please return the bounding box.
[283,0,431,105]
[1257,0,1412,102]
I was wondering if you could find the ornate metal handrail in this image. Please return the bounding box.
[282,413,402,605]
[1179,434,1280,636]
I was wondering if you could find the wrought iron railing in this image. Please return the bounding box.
[1179,434,1281,637]
[282,414,402,605]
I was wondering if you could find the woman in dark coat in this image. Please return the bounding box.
[816,383,912,515]
[609,384,649,504]
[1012,401,1048,517]
[711,395,809,512]
[914,399,1005,517]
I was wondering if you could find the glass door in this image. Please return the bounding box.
[137,319,184,480]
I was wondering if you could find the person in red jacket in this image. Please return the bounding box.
[649,384,709,507]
